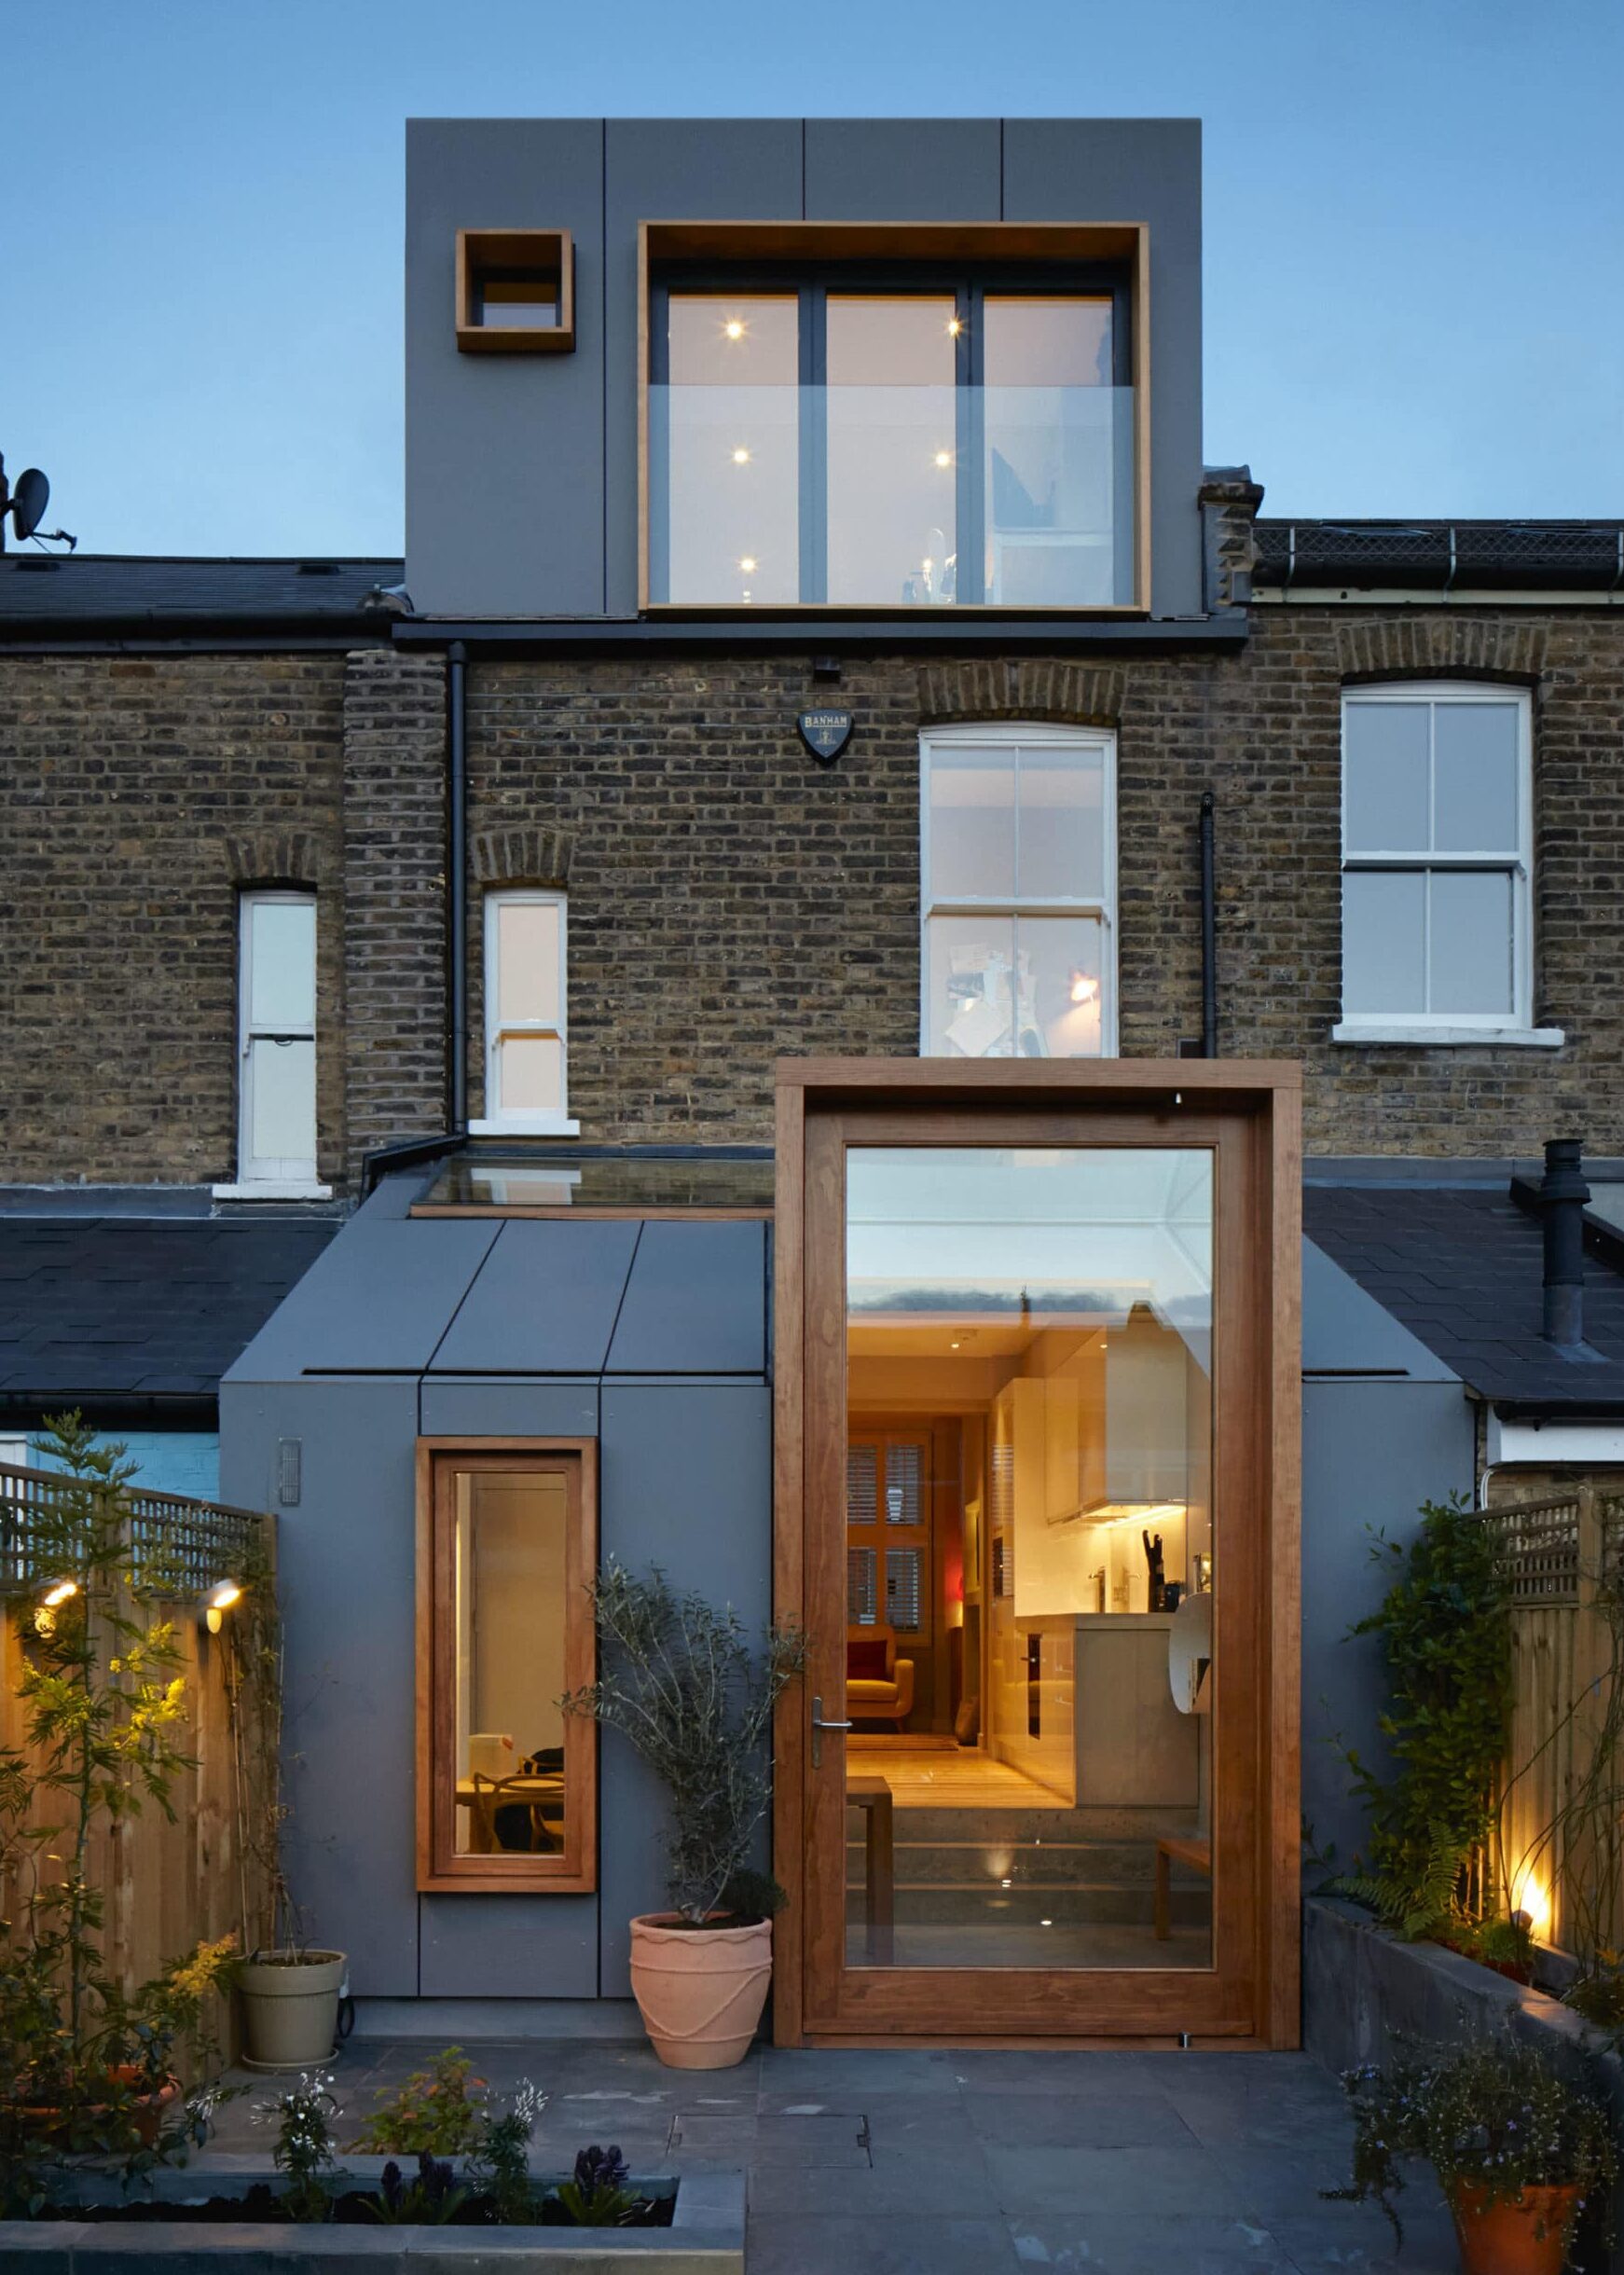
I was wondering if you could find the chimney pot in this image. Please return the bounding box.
[1540,1137,1590,1348]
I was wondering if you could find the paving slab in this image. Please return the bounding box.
[747,2213,1024,2274]
[1007,2212,1292,2272]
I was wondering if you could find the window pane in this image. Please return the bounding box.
[928,744,1015,901]
[498,1034,563,1113]
[827,296,957,606]
[1434,702,1520,853]
[1016,741,1106,900]
[1429,871,1514,1015]
[886,1442,923,1525]
[453,1470,569,1857]
[496,901,561,1026]
[248,899,315,1032]
[886,1546,924,1633]
[663,294,798,605]
[1343,702,1430,853]
[1342,872,1425,1013]
[984,296,1128,607]
[848,1544,878,1625]
[1013,915,1106,1058]
[926,913,1017,1055]
[247,1036,315,1169]
[479,274,557,328]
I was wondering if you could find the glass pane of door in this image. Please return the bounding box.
[844,1145,1214,1971]
[451,1468,571,1858]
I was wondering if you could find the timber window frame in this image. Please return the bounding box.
[1334,682,1561,1047]
[471,888,580,1138]
[415,1438,599,1895]
[919,720,1119,1059]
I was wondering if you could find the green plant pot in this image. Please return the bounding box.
[237,1950,346,2071]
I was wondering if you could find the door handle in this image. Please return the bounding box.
[810,1695,852,1770]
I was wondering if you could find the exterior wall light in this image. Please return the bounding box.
[34,1577,77,1635]
[202,1579,243,1635]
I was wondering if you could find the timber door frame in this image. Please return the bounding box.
[771,1058,1301,2048]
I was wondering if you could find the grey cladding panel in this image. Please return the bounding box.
[419,1894,599,1998]
[406,117,608,617]
[1302,1240,1458,1382]
[598,1383,773,1993]
[604,118,805,616]
[804,119,1001,220]
[419,1377,599,1439]
[226,1216,498,1381]
[428,1220,639,1374]
[605,1221,767,1375]
[222,1377,424,1996]
[1301,1379,1473,1870]
[1001,118,1203,621]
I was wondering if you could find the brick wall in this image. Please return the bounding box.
[1,653,349,1185]
[5,605,1622,1190]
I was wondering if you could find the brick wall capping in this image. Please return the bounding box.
[223,830,330,889]
[472,825,574,889]
[1334,618,1549,683]
[915,660,1127,728]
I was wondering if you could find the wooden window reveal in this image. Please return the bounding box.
[416,1440,597,1892]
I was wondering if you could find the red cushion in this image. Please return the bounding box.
[847,1637,890,1682]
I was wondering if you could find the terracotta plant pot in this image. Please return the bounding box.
[21,2068,182,2149]
[628,1913,772,2070]
[1450,2180,1583,2275]
[236,1949,347,2071]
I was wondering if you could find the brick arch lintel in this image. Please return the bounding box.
[916,660,1126,728]
[223,830,329,889]
[1335,618,1549,685]
[472,825,574,889]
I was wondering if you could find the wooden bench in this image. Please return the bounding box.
[846,1775,895,1961]
[1154,1834,1211,1940]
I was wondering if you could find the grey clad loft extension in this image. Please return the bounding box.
[405,117,1205,624]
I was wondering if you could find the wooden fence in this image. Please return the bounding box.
[0,1462,277,2063]
[1486,1486,1624,1961]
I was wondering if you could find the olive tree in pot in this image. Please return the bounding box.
[221,1535,345,2070]
[564,1564,805,2069]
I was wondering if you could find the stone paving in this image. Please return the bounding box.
[204,2037,1462,2273]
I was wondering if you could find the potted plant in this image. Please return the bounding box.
[1329,2033,1617,2274]
[221,1536,347,2069]
[564,1563,805,2069]
[0,1415,240,2212]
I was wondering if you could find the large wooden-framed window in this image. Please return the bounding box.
[416,1439,598,1893]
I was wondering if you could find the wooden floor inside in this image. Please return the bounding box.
[846,1744,1071,1811]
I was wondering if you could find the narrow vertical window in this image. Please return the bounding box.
[238,890,318,1185]
[920,723,1116,1057]
[1337,683,1536,1038]
[417,1441,598,1892]
[475,889,577,1135]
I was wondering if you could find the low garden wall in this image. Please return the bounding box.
[1306,1896,1624,2269]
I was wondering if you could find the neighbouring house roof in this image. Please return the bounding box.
[1254,518,1624,592]
[0,1217,337,1421]
[1302,1180,1624,1417]
[0,552,406,639]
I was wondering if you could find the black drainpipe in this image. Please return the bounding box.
[1539,1136,1590,1348]
[447,640,469,1132]
[1199,790,1218,1057]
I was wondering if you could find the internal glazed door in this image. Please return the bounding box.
[773,1064,1301,2046]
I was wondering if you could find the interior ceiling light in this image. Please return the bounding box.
[933,450,953,469]
[1070,970,1100,1005]
[947,316,963,337]
[739,556,758,573]
[731,447,750,464]
[723,318,746,340]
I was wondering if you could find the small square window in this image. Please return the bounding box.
[456,229,573,353]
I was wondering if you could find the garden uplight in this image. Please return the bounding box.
[33,1577,77,1635]
[202,1579,243,1634]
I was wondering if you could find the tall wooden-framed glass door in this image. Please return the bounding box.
[773,1064,1301,2046]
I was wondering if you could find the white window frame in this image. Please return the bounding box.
[1334,682,1561,1049]
[918,721,1119,1057]
[470,888,580,1138]
[214,889,330,1202]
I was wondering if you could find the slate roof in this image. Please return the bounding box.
[0,553,406,635]
[1254,518,1624,591]
[0,1219,337,1413]
[1302,1181,1624,1414]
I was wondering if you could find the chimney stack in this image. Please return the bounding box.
[1539,1137,1590,1349]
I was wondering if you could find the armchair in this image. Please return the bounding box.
[846,1624,915,1727]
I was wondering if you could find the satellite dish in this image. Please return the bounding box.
[11,468,48,541]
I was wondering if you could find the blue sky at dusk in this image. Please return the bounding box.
[9,0,1623,557]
